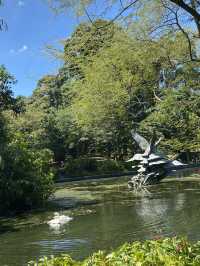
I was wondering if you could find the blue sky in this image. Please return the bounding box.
[0,0,81,96]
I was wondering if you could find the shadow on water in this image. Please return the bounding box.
[0,221,18,235]
[1,168,200,266]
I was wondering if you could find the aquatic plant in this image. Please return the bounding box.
[28,237,200,265]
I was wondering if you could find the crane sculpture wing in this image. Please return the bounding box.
[131,130,149,151]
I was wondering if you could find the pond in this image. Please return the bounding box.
[1,168,200,266]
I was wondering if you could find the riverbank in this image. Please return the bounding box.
[29,237,200,265]
[56,163,200,183]
[55,158,133,183]
[56,171,135,183]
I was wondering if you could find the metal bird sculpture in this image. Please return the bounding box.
[127,131,187,188]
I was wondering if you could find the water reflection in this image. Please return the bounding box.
[36,239,87,251]
[1,171,200,265]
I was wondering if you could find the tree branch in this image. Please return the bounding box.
[161,1,200,62]
[170,0,200,21]
[84,7,94,25]
[110,0,140,23]
[148,18,177,36]
[191,0,200,36]
[0,18,7,31]
[175,11,194,59]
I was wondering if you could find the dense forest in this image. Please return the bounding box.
[1,0,200,214]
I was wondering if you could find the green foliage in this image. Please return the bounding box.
[70,31,190,159]
[71,36,155,131]
[40,108,84,162]
[97,160,126,173]
[0,65,16,111]
[60,158,128,177]
[11,20,200,166]
[0,132,54,214]
[34,75,65,109]
[0,112,7,147]
[28,237,200,265]
[63,20,121,78]
[141,88,200,156]
[12,95,26,115]
[62,157,98,176]
[0,66,55,215]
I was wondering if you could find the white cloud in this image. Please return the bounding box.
[9,45,28,54]
[18,1,25,7]
[18,45,28,52]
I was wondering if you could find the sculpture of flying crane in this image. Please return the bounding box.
[127,130,186,188]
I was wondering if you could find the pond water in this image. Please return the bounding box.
[1,168,200,266]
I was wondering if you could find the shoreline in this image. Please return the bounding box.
[56,163,200,184]
[56,171,135,183]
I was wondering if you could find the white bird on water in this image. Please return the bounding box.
[47,212,73,229]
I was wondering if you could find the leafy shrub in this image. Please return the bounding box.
[97,159,126,173]
[0,133,54,214]
[63,157,98,176]
[59,158,131,178]
[28,237,200,265]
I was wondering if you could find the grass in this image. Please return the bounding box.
[28,237,200,265]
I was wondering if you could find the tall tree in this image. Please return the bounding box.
[0,65,15,110]
[49,0,200,62]
[70,29,189,158]
[62,19,121,78]
[0,65,15,158]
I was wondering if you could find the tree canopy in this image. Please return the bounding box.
[10,19,200,164]
[49,0,200,62]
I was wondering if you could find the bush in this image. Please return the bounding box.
[59,158,131,178]
[28,237,200,265]
[63,157,98,176]
[97,159,126,173]
[0,133,54,214]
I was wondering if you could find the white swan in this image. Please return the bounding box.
[47,212,73,229]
